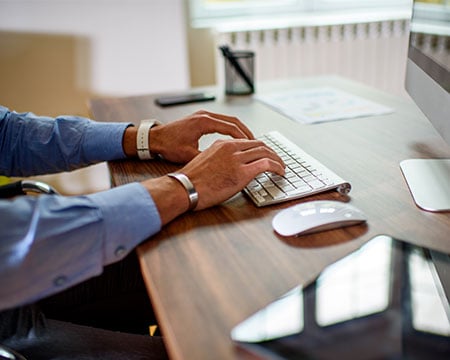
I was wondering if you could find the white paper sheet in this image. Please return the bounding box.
[256,87,394,124]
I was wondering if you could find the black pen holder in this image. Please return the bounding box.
[224,50,255,95]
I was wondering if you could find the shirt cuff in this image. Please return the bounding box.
[87,182,162,265]
[83,121,132,161]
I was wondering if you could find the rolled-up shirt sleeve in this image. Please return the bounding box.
[0,182,162,311]
[0,105,130,176]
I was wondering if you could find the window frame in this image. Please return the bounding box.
[189,0,307,22]
[189,0,413,29]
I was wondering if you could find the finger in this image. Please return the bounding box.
[218,139,282,159]
[196,119,250,141]
[211,139,285,167]
[196,110,254,139]
[238,145,285,169]
[244,158,286,177]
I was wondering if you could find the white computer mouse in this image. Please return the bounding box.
[272,200,367,237]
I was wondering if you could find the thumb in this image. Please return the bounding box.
[165,146,200,163]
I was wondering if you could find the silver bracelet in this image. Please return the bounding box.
[136,119,161,160]
[167,172,199,211]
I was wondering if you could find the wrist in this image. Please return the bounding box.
[122,126,138,157]
[136,119,161,160]
[141,176,191,225]
[167,172,198,211]
[122,121,163,159]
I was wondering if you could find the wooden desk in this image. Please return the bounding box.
[89,76,450,360]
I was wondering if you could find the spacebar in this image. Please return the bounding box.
[265,186,286,199]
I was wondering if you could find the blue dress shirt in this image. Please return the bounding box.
[0,106,162,311]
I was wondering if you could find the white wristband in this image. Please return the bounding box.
[136,119,161,160]
[167,172,199,211]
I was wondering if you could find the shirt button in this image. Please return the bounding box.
[115,246,126,257]
[54,275,67,287]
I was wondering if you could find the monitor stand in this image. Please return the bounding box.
[400,159,450,212]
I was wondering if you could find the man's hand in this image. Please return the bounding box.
[123,110,255,163]
[179,139,285,210]
[150,110,254,163]
[141,138,285,225]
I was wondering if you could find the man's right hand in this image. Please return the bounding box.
[141,138,285,225]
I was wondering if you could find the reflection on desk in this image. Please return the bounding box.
[232,236,450,359]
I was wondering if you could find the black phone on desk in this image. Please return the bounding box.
[155,92,216,107]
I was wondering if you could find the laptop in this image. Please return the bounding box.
[231,236,450,359]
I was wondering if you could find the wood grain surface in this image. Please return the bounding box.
[89,76,450,360]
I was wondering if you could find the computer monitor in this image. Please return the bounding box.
[400,0,450,212]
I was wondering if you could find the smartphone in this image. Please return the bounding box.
[155,92,216,107]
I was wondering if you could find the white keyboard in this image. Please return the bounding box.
[244,131,351,207]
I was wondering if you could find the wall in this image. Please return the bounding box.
[0,0,189,115]
[0,0,189,194]
[188,26,217,87]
